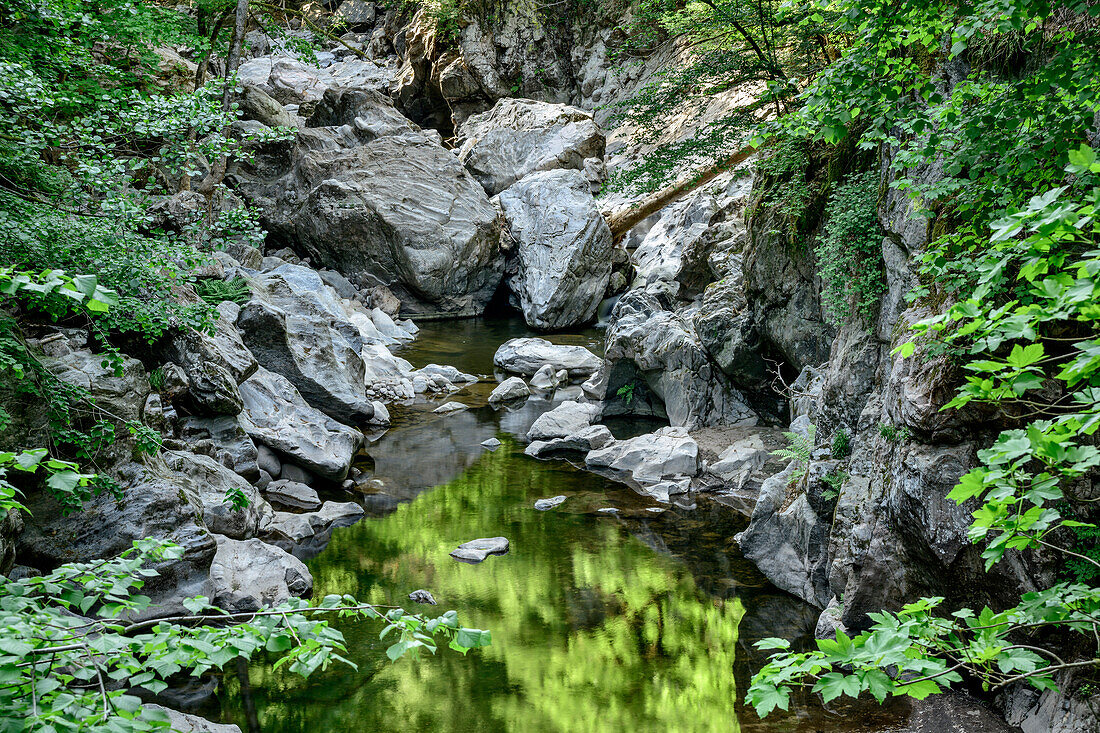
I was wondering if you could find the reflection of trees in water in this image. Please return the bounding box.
[216,432,891,732]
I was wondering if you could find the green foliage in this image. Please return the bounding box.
[830,429,851,459]
[0,448,98,516]
[195,277,252,306]
[878,423,912,443]
[771,423,815,484]
[615,381,637,405]
[819,469,847,502]
[816,170,886,325]
[0,538,490,732]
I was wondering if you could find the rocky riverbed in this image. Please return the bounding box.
[3,2,1096,731]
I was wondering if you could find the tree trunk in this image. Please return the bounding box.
[222,0,250,110]
[605,145,757,240]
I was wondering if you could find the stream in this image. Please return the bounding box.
[212,317,907,732]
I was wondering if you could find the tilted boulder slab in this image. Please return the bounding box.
[238,366,363,481]
[497,169,612,330]
[232,91,503,317]
[455,98,605,196]
[238,264,373,424]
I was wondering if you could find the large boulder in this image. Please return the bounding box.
[232,93,504,317]
[161,451,273,541]
[238,264,373,424]
[737,463,832,609]
[161,303,257,416]
[602,290,757,429]
[455,98,605,196]
[18,461,216,605]
[526,400,600,441]
[497,169,612,330]
[209,535,312,612]
[238,366,363,481]
[493,338,601,377]
[237,56,394,107]
[585,427,699,484]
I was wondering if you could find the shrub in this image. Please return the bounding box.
[816,170,886,326]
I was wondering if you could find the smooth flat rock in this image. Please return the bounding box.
[481,437,502,450]
[493,338,601,377]
[450,537,510,563]
[534,495,567,511]
[264,480,321,512]
[434,401,469,414]
[526,400,600,441]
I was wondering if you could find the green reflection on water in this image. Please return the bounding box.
[217,436,749,733]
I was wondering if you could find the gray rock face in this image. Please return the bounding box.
[498,169,612,330]
[694,266,767,387]
[705,435,769,491]
[18,461,216,606]
[237,56,395,106]
[239,366,364,481]
[162,452,273,541]
[493,338,601,377]
[264,480,322,512]
[585,427,699,483]
[233,92,504,316]
[209,536,312,612]
[737,464,832,609]
[602,290,757,429]
[526,400,600,441]
[0,508,22,576]
[238,265,373,424]
[455,98,605,196]
[488,376,529,405]
[178,415,259,480]
[450,537,509,563]
[263,501,366,546]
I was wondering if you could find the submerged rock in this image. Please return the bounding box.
[498,169,612,330]
[433,401,468,414]
[493,337,601,377]
[533,495,567,511]
[481,437,502,450]
[450,537,510,563]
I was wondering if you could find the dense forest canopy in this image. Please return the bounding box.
[0,0,1099,727]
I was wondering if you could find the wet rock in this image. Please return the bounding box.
[488,376,529,405]
[408,589,437,605]
[433,401,468,414]
[369,400,391,425]
[239,366,363,481]
[178,415,259,480]
[534,495,567,511]
[450,537,509,563]
[481,437,501,450]
[498,169,612,330]
[238,264,373,424]
[526,400,600,441]
[585,427,699,483]
[493,338,601,377]
[209,536,312,612]
[264,480,322,512]
[455,98,605,196]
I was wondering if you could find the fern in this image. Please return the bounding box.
[771,423,815,484]
[194,277,250,306]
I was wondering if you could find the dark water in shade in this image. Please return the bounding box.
[212,317,907,733]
